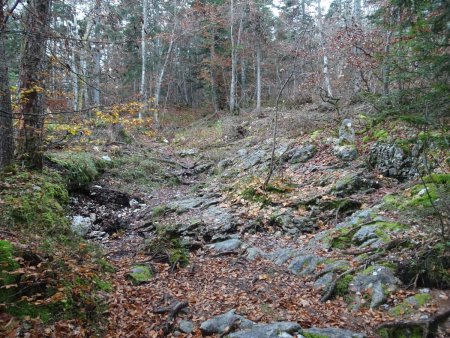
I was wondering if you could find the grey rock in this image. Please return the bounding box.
[371,280,386,308]
[368,142,432,179]
[87,230,108,239]
[322,260,350,274]
[351,265,399,308]
[169,197,205,213]
[314,272,335,290]
[203,206,235,233]
[268,248,298,265]
[209,239,243,252]
[302,327,365,338]
[334,145,358,161]
[246,247,266,260]
[288,255,323,276]
[217,159,233,173]
[352,225,378,245]
[334,173,379,197]
[271,210,316,234]
[179,320,194,334]
[177,148,198,157]
[194,163,213,174]
[285,144,317,164]
[71,215,92,236]
[338,119,355,145]
[200,309,254,335]
[242,149,266,170]
[127,265,153,285]
[228,322,301,338]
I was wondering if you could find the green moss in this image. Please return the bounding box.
[373,221,405,242]
[377,326,425,338]
[382,194,402,210]
[127,265,153,285]
[152,205,170,217]
[0,240,20,285]
[93,276,113,292]
[335,274,353,296]
[144,226,189,268]
[0,170,70,234]
[422,173,450,185]
[373,129,388,140]
[46,152,108,189]
[302,333,328,338]
[241,187,271,206]
[389,293,432,316]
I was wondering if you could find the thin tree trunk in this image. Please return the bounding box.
[229,0,243,114]
[256,39,262,113]
[383,31,392,95]
[0,1,14,169]
[140,0,148,119]
[154,25,176,128]
[210,33,219,113]
[317,0,333,97]
[17,0,52,169]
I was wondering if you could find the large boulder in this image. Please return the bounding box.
[283,144,317,164]
[200,309,254,335]
[228,322,301,338]
[288,254,324,276]
[368,142,431,179]
[350,265,400,309]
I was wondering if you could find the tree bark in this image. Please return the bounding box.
[317,0,333,98]
[256,39,262,114]
[17,0,52,170]
[140,0,148,119]
[0,1,14,169]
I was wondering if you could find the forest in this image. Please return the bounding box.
[0,0,449,337]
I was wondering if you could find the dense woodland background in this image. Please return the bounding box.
[0,0,449,337]
[0,0,448,170]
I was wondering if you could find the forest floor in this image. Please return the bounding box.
[72,104,449,337]
[1,103,449,337]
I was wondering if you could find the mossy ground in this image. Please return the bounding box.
[144,224,189,268]
[388,293,432,316]
[0,167,112,335]
[46,151,109,189]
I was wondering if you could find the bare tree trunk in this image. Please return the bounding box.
[154,25,175,128]
[229,0,243,114]
[93,47,101,106]
[256,39,262,113]
[209,31,219,113]
[18,0,52,169]
[383,31,392,95]
[140,0,148,119]
[317,0,333,97]
[0,1,14,169]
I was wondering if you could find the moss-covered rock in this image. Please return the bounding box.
[127,265,153,285]
[46,151,109,189]
[388,293,432,316]
[0,170,70,234]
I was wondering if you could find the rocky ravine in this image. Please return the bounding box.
[69,123,450,337]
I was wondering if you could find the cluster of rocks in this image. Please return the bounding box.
[174,309,366,337]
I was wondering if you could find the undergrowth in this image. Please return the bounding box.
[0,167,112,336]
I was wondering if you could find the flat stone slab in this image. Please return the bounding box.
[228,322,301,338]
[208,239,243,252]
[200,309,254,335]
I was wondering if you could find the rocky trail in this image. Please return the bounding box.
[68,112,450,338]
